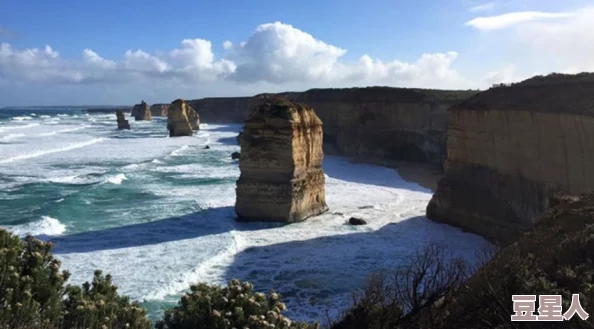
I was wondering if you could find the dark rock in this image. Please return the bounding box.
[231,151,240,159]
[348,217,367,225]
[204,145,210,149]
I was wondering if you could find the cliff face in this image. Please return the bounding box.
[427,73,594,243]
[132,101,152,121]
[150,104,169,117]
[189,88,475,167]
[115,110,130,130]
[235,96,328,222]
[167,99,193,137]
[186,104,200,130]
[188,97,250,123]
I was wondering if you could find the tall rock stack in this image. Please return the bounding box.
[115,110,130,129]
[167,99,194,137]
[132,100,152,121]
[187,105,200,130]
[235,96,329,222]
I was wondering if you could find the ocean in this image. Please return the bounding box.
[0,107,490,322]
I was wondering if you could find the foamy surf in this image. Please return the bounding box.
[0,137,105,164]
[0,123,40,132]
[6,216,66,237]
[39,125,89,137]
[105,173,127,185]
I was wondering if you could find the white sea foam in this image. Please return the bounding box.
[0,138,105,164]
[7,216,66,237]
[105,173,127,185]
[0,123,40,132]
[169,145,189,156]
[39,125,89,137]
[1,133,25,141]
[12,116,33,121]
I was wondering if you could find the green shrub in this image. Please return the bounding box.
[156,279,319,329]
[0,228,152,329]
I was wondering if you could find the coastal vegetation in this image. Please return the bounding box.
[3,189,594,329]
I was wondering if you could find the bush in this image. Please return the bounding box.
[156,279,319,329]
[329,242,470,329]
[0,228,152,329]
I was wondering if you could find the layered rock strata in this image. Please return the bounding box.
[115,110,130,130]
[131,100,152,121]
[189,88,476,166]
[150,104,169,117]
[427,73,594,244]
[235,96,329,222]
[167,99,194,137]
[186,105,200,130]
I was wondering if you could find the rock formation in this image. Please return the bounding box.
[348,217,367,225]
[131,100,152,121]
[427,72,594,244]
[150,104,169,117]
[115,110,130,130]
[186,105,200,130]
[231,151,240,159]
[235,96,328,222]
[167,99,194,137]
[188,88,476,167]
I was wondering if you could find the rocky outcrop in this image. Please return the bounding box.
[427,73,594,244]
[167,99,193,137]
[235,96,329,222]
[186,105,200,130]
[188,88,476,166]
[150,104,169,117]
[115,110,130,130]
[131,100,152,121]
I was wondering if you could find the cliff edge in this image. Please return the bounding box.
[235,96,328,222]
[427,72,594,244]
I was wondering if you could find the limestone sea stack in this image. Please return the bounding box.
[150,104,169,117]
[132,100,152,121]
[187,105,200,130]
[115,110,130,129]
[235,96,329,222]
[167,99,194,137]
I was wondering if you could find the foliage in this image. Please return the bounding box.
[0,228,152,329]
[329,242,470,329]
[156,279,319,329]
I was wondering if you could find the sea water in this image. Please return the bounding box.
[0,107,490,322]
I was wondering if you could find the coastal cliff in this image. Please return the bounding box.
[150,104,169,117]
[189,97,250,123]
[427,73,594,244]
[235,96,328,222]
[189,88,476,166]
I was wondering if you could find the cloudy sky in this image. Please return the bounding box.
[0,0,592,106]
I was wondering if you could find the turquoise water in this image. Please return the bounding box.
[0,107,491,322]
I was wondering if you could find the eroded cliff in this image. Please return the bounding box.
[427,73,594,244]
[235,96,328,222]
[150,104,169,117]
[167,99,193,137]
[186,104,200,130]
[189,88,475,167]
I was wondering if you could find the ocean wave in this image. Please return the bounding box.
[105,173,127,185]
[38,125,89,137]
[11,116,33,121]
[0,133,25,141]
[169,145,189,156]
[39,115,51,118]
[0,138,105,164]
[5,216,66,237]
[0,123,40,132]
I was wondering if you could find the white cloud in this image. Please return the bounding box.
[0,21,473,106]
[466,11,574,31]
[470,2,496,12]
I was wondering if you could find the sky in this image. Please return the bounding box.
[0,0,593,106]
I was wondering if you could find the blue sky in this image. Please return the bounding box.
[1,0,593,106]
